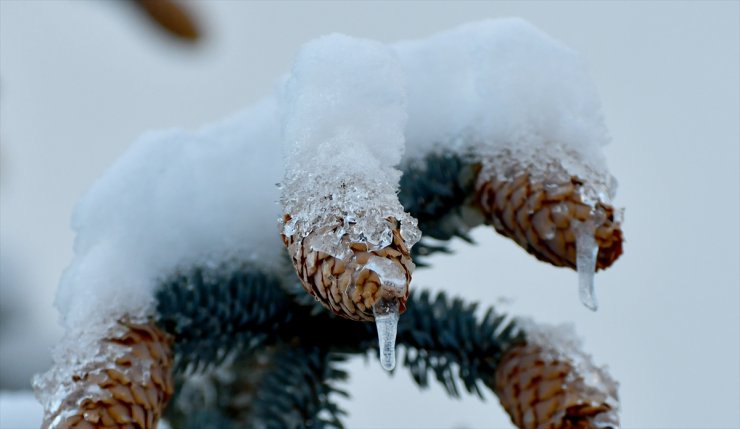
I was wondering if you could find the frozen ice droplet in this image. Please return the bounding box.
[365,255,406,293]
[400,218,421,248]
[373,299,400,371]
[574,219,599,311]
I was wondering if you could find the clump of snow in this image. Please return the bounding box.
[392,19,619,312]
[59,98,283,330]
[279,33,420,251]
[34,98,285,415]
[394,18,616,204]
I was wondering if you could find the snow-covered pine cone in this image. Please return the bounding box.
[476,161,623,270]
[282,216,414,321]
[42,323,173,429]
[493,341,620,429]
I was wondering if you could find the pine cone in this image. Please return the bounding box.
[493,341,619,429]
[476,162,623,270]
[132,0,200,42]
[43,322,173,429]
[282,216,414,321]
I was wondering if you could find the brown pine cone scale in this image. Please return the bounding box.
[493,341,619,429]
[282,216,414,321]
[43,322,174,429]
[476,171,623,270]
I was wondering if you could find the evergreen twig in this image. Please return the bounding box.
[399,152,483,262]
[156,263,522,428]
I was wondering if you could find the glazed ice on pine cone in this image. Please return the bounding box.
[394,19,624,310]
[278,35,420,370]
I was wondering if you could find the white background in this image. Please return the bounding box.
[1,1,738,428]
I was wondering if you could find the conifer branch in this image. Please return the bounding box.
[164,346,349,429]
[155,263,526,428]
[399,152,483,261]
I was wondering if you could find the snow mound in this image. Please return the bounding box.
[280,34,420,252]
[35,98,284,414]
[394,18,614,201]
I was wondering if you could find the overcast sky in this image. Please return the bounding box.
[1,1,738,428]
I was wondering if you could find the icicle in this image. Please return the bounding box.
[373,299,399,371]
[574,219,599,311]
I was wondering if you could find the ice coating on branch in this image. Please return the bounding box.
[574,219,599,311]
[279,33,420,253]
[35,98,284,414]
[393,18,616,206]
[373,299,400,371]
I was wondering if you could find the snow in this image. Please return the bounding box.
[393,18,616,205]
[393,18,619,312]
[34,98,285,416]
[279,33,419,253]
[58,97,282,329]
